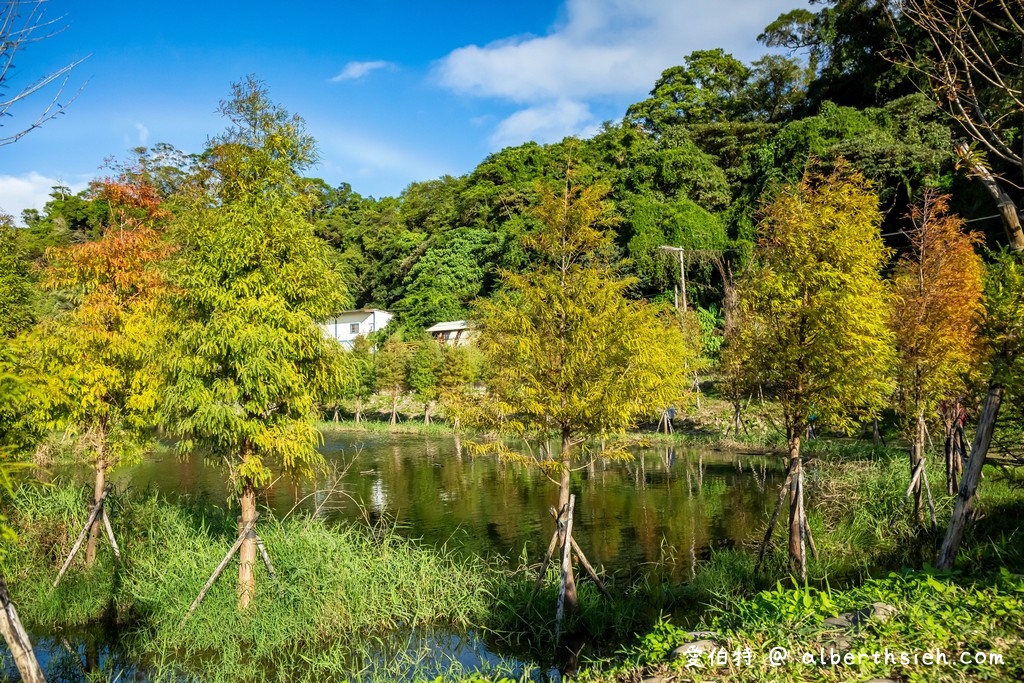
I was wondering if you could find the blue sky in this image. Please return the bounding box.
[1,0,805,221]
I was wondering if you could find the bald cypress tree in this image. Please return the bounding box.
[469,174,692,613]
[736,165,895,580]
[162,78,348,609]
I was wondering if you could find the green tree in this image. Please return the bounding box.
[0,219,37,337]
[407,338,444,424]
[469,175,692,613]
[161,78,348,609]
[626,49,750,134]
[347,335,376,423]
[374,336,411,425]
[734,165,895,579]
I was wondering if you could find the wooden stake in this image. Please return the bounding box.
[181,513,260,625]
[555,494,575,645]
[101,510,121,560]
[795,467,807,582]
[755,459,794,571]
[904,460,924,501]
[803,505,819,561]
[254,532,276,580]
[54,485,112,587]
[535,526,560,590]
[569,537,610,598]
[0,572,45,683]
[938,383,1003,569]
[922,463,937,529]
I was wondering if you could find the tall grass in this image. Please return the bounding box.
[2,483,505,682]
[319,418,460,436]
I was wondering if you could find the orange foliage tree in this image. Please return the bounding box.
[890,192,984,520]
[41,176,170,566]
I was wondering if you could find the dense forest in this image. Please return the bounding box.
[11,0,1017,335]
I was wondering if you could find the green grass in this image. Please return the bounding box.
[567,445,1024,683]
[4,434,1024,682]
[579,569,1024,682]
[319,418,461,436]
[2,483,507,682]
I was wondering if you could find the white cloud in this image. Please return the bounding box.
[135,122,149,145]
[316,128,448,195]
[491,100,599,149]
[435,0,802,146]
[0,172,88,225]
[329,60,397,83]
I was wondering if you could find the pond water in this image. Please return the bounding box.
[10,432,785,681]
[111,432,783,582]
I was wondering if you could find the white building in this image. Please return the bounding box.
[321,309,393,349]
[425,320,474,346]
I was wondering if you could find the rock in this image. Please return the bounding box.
[869,602,897,623]
[686,630,719,639]
[824,602,897,631]
[641,677,667,683]
[823,615,853,628]
[849,602,897,627]
[828,636,851,651]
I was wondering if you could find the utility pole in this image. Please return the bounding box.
[659,245,687,312]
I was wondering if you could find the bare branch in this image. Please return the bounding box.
[0,0,88,146]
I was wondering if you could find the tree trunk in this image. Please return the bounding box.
[787,434,805,581]
[557,428,577,614]
[0,571,45,683]
[955,142,1024,251]
[355,397,362,424]
[910,413,925,524]
[938,383,1003,569]
[732,401,742,436]
[390,392,398,425]
[423,402,430,425]
[237,482,258,609]
[85,456,106,567]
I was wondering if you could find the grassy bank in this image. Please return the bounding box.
[1,484,523,682]
[579,569,1024,682]
[566,446,1024,683]
[3,434,1022,682]
[319,418,460,436]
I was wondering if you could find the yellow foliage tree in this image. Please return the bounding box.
[736,165,895,580]
[468,174,693,613]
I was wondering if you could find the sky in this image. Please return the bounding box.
[0,0,806,222]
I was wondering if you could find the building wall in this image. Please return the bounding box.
[321,310,393,348]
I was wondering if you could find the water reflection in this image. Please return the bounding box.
[103,435,783,584]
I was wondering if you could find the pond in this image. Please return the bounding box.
[111,432,783,582]
[11,432,785,681]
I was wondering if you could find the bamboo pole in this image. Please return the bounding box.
[569,537,610,598]
[54,485,112,587]
[101,511,120,560]
[0,572,46,683]
[755,459,795,571]
[555,494,575,645]
[254,532,276,580]
[181,513,260,625]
